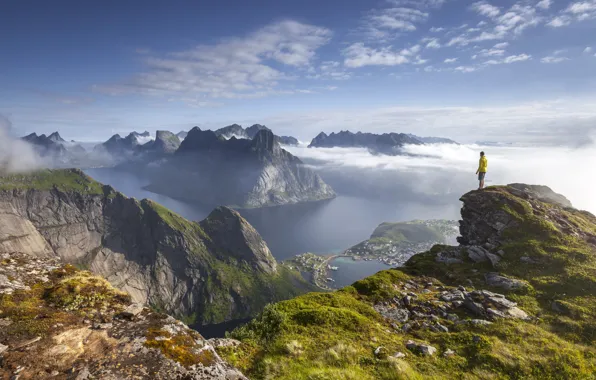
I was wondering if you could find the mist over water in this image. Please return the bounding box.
[286,142,596,214]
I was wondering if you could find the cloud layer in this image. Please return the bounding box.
[285,142,596,214]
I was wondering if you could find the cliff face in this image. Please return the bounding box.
[145,128,335,208]
[0,169,311,326]
[222,184,596,379]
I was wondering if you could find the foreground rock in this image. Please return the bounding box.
[0,169,312,325]
[0,252,245,379]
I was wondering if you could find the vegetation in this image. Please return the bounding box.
[370,220,456,245]
[0,168,104,194]
[220,186,596,379]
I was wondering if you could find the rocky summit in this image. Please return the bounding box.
[144,128,335,208]
[308,130,423,156]
[0,169,312,327]
[219,184,596,379]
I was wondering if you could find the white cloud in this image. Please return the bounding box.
[478,48,506,57]
[547,0,596,27]
[541,56,570,63]
[0,115,41,172]
[430,26,445,32]
[536,0,552,10]
[471,1,501,17]
[444,57,458,63]
[503,53,532,63]
[425,38,441,48]
[547,16,572,27]
[286,141,596,214]
[493,42,509,49]
[454,66,477,72]
[584,47,593,54]
[94,20,331,101]
[343,43,410,68]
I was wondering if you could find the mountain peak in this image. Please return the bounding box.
[200,206,277,274]
[48,132,66,143]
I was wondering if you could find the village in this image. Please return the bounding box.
[284,220,459,290]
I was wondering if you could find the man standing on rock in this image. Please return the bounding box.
[476,151,488,190]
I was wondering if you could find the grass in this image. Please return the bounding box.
[220,185,596,379]
[0,169,104,194]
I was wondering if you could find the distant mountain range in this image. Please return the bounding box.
[212,124,299,146]
[309,130,458,155]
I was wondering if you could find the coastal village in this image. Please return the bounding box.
[284,219,459,290]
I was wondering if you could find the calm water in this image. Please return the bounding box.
[328,257,390,289]
[84,168,460,261]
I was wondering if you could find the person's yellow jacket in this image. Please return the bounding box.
[478,156,488,173]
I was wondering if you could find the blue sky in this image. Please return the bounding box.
[1,0,596,143]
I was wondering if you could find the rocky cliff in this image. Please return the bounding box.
[145,128,335,208]
[221,185,596,379]
[0,169,312,326]
[0,253,246,379]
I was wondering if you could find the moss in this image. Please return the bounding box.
[45,270,131,312]
[144,327,217,367]
[0,169,103,194]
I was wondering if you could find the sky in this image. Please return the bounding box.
[1,0,596,143]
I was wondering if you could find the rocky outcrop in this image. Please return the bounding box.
[145,128,335,208]
[222,184,596,379]
[0,251,246,379]
[0,169,311,325]
[308,130,423,155]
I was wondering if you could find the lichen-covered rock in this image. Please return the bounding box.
[0,252,246,379]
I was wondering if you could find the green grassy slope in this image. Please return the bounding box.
[220,186,596,379]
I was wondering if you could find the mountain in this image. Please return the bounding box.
[308,130,423,155]
[245,124,270,139]
[144,128,335,208]
[215,124,249,139]
[0,169,313,326]
[278,136,299,146]
[95,131,152,156]
[139,130,181,154]
[222,184,596,379]
[0,251,246,379]
[21,132,89,166]
[177,130,188,140]
[406,133,459,144]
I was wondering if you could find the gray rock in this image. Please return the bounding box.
[435,324,449,333]
[374,305,409,323]
[393,352,406,358]
[487,308,507,319]
[405,340,437,356]
[506,307,530,320]
[440,290,465,302]
[484,272,527,290]
[0,343,8,355]
[488,296,517,309]
[469,319,493,326]
[119,303,144,319]
[463,298,486,316]
[468,246,490,263]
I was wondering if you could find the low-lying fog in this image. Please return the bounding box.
[285,142,596,214]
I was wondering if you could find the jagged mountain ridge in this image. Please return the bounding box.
[222,184,596,379]
[0,169,312,326]
[144,128,335,208]
[214,124,299,146]
[308,130,457,155]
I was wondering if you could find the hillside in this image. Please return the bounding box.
[0,169,314,326]
[219,185,596,379]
